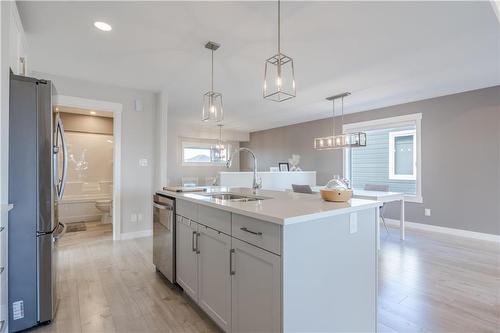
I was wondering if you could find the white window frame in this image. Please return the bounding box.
[181,139,230,166]
[342,113,423,203]
[388,129,416,181]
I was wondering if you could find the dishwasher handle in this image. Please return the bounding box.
[153,202,173,211]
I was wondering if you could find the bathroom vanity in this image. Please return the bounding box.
[157,187,381,333]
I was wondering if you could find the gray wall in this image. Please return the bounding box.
[242,86,500,235]
[35,71,157,235]
[60,112,113,135]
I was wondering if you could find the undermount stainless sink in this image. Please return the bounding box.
[203,193,269,202]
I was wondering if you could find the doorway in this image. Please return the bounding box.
[54,95,122,240]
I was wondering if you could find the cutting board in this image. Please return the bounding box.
[163,186,207,193]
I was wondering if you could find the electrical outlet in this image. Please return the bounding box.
[425,208,431,217]
[130,214,137,223]
[349,212,358,234]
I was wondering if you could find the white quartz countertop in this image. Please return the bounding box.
[157,187,382,225]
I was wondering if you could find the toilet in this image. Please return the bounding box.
[95,199,112,223]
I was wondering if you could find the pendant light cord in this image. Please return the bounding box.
[341,96,344,129]
[278,0,281,54]
[211,49,214,91]
[332,99,335,137]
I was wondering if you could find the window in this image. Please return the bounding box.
[343,114,422,203]
[182,140,230,166]
[389,130,416,180]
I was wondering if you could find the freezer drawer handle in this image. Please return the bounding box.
[54,222,67,240]
[240,227,263,236]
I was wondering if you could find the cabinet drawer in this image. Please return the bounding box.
[177,199,198,221]
[198,205,231,235]
[232,214,281,255]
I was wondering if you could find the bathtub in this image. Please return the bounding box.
[59,181,112,223]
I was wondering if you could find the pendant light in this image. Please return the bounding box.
[314,92,367,150]
[213,124,225,160]
[263,0,296,102]
[202,41,223,122]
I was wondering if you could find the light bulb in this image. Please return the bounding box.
[319,139,324,147]
[327,138,332,146]
[210,105,215,114]
[276,76,282,88]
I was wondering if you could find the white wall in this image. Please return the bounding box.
[34,71,158,235]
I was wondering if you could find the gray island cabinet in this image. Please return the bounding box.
[165,188,380,333]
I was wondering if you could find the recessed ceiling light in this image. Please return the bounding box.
[94,21,112,32]
[90,111,97,115]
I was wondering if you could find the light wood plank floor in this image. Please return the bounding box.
[32,222,499,333]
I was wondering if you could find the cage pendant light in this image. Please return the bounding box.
[314,92,367,150]
[202,41,223,122]
[213,124,225,160]
[263,0,296,102]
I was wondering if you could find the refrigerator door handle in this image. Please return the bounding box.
[53,114,68,201]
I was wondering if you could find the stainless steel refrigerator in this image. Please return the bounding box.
[8,73,67,332]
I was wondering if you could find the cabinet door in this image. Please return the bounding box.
[175,216,198,301]
[197,225,231,332]
[231,238,281,333]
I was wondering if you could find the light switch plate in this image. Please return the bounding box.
[349,212,358,234]
[425,208,431,216]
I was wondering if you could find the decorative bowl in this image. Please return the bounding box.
[320,188,353,202]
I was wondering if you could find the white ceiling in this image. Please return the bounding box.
[19,1,500,132]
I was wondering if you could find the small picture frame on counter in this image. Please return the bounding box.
[269,166,279,172]
[278,162,289,172]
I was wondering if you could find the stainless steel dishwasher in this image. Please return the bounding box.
[153,194,175,283]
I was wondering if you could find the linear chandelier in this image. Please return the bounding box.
[314,92,367,150]
[202,41,223,122]
[263,0,296,102]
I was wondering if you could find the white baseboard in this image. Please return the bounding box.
[119,229,152,240]
[385,218,500,243]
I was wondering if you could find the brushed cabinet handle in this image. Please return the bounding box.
[240,227,263,236]
[192,231,197,252]
[0,267,4,274]
[195,232,201,254]
[229,249,235,275]
[0,226,4,232]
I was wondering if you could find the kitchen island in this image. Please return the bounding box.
[157,187,381,333]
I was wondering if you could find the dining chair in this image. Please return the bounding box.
[364,183,390,233]
[292,184,313,194]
